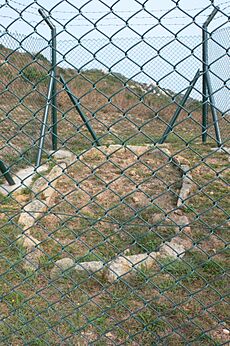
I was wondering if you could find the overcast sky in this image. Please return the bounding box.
[0,0,229,109]
[0,0,229,40]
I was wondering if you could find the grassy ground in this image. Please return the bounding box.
[1,44,229,174]
[0,46,229,345]
[0,140,229,345]
[30,145,181,261]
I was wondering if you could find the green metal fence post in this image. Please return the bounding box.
[38,8,58,151]
[0,2,230,343]
[36,71,55,168]
[0,160,15,186]
[202,7,219,143]
[205,70,222,147]
[202,28,208,143]
[159,69,200,144]
[60,74,100,146]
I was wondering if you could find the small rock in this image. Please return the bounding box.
[17,214,37,230]
[106,252,157,282]
[15,194,29,204]
[105,332,114,338]
[17,234,40,250]
[129,170,136,176]
[223,329,229,335]
[75,261,104,273]
[128,252,157,270]
[106,256,132,283]
[177,182,193,209]
[132,196,139,203]
[55,257,74,270]
[24,199,46,213]
[49,150,75,164]
[18,199,46,229]
[50,257,75,279]
[36,164,50,173]
[183,226,191,233]
[31,176,47,195]
[176,215,191,232]
[177,215,189,225]
[23,248,43,271]
[32,164,66,205]
[160,238,185,259]
[174,209,183,216]
[174,155,190,165]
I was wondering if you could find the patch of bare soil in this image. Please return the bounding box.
[34,145,183,260]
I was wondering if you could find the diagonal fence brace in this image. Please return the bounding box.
[0,160,15,186]
[60,74,100,146]
[159,69,201,144]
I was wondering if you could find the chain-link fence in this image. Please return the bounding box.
[0,1,229,345]
[209,25,230,141]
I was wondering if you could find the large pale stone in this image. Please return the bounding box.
[50,257,75,279]
[177,184,192,208]
[106,256,132,283]
[23,248,43,271]
[17,234,40,250]
[31,163,66,205]
[51,236,187,282]
[106,252,158,282]
[160,238,185,259]
[173,155,190,166]
[31,176,47,195]
[176,215,191,232]
[128,252,158,269]
[176,215,189,226]
[177,165,193,208]
[15,162,67,271]
[18,199,46,228]
[17,233,42,271]
[0,164,49,196]
[49,150,76,165]
[44,164,66,205]
[75,261,104,273]
[223,329,230,335]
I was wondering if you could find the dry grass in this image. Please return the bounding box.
[30,145,181,262]
[0,45,229,345]
[0,141,229,345]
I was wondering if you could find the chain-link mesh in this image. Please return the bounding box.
[209,26,230,141]
[0,1,229,345]
[0,30,51,174]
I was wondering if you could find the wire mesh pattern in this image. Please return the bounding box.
[209,26,230,141]
[0,1,229,345]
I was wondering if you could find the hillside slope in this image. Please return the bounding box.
[0,44,218,176]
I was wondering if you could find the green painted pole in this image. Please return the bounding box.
[202,28,209,143]
[202,7,219,143]
[159,69,200,144]
[60,74,100,146]
[38,9,58,151]
[205,71,222,147]
[0,160,15,186]
[36,71,55,168]
[51,27,57,150]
